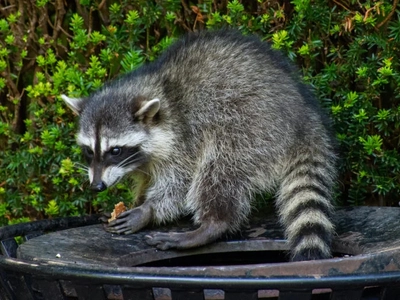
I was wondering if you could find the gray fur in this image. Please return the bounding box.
[62,30,337,261]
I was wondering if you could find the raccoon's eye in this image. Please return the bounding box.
[110,147,122,156]
[83,147,94,157]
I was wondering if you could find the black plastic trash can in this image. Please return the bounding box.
[1,207,400,300]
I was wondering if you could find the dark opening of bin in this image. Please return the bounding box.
[138,250,288,267]
[137,250,349,267]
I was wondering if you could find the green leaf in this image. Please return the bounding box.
[125,10,140,25]
[45,200,60,217]
[0,19,9,32]
[298,44,310,56]
[227,0,244,14]
[359,135,383,155]
[36,0,49,7]
[70,14,85,32]
[120,50,144,72]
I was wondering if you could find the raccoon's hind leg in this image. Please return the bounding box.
[145,220,230,250]
[145,159,252,250]
[277,146,336,261]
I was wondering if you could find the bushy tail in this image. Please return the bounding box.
[276,145,337,261]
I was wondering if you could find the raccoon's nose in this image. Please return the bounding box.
[90,181,107,192]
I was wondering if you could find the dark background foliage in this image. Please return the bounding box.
[0,0,399,225]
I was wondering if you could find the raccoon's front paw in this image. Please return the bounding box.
[105,207,150,235]
[99,212,111,223]
[145,232,184,250]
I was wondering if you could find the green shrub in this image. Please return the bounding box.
[282,0,400,206]
[0,0,180,225]
[0,0,399,225]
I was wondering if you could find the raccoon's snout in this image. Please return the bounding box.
[90,181,107,192]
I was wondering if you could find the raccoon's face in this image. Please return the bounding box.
[61,94,161,192]
[77,131,149,191]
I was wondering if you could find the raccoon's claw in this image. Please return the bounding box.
[99,212,111,223]
[105,220,134,235]
[104,207,151,235]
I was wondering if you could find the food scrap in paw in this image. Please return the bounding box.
[108,202,126,223]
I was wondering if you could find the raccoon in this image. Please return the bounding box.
[62,30,337,261]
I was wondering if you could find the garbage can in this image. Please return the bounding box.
[1,206,400,300]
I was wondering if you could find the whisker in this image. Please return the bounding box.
[117,152,141,168]
[81,179,90,189]
[117,151,151,177]
[74,162,89,171]
[134,168,151,177]
[75,167,89,174]
[75,165,89,171]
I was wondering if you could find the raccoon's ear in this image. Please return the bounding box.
[61,94,84,115]
[135,98,160,120]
